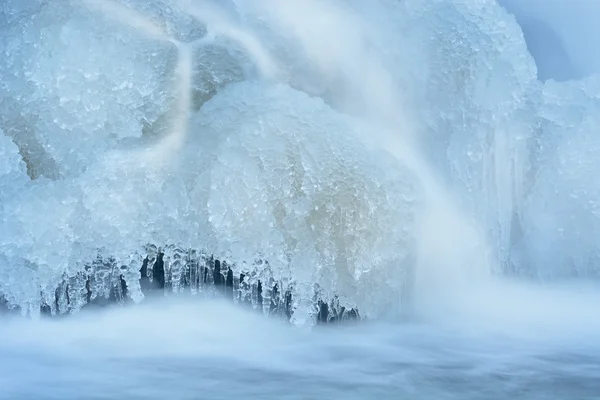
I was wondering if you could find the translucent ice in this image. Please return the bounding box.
[516,77,600,279]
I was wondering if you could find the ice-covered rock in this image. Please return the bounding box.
[0,0,178,178]
[392,0,539,272]
[195,82,419,321]
[0,76,420,319]
[3,0,600,322]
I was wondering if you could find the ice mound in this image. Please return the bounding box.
[0,0,178,178]
[196,82,419,321]
[0,0,253,179]
[0,0,424,321]
[0,78,419,320]
[393,0,539,271]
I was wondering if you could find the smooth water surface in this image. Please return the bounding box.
[1,290,599,400]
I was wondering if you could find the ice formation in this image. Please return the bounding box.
[1,0,600,322]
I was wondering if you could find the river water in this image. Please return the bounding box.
[2,285,599,400]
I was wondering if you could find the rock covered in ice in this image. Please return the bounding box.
[0,0,217,180]
[195,82,419,319]
[255,0,542,272]
[3,0,600,320]
[0,0,424,319]
[0,0,178,178]
[396,0,539,269]
[385,0,600,280]
[0,78,420,319]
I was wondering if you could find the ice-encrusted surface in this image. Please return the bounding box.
[395,0,539,271]
[0,0,423,321]
[516,77,600,278]
[2,0,600,321]
[198,83,418,320]
[0,0,178,179]
[0,82,419,319]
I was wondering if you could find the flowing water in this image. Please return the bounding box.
[2,287,600,400]
[1,0,600,398]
